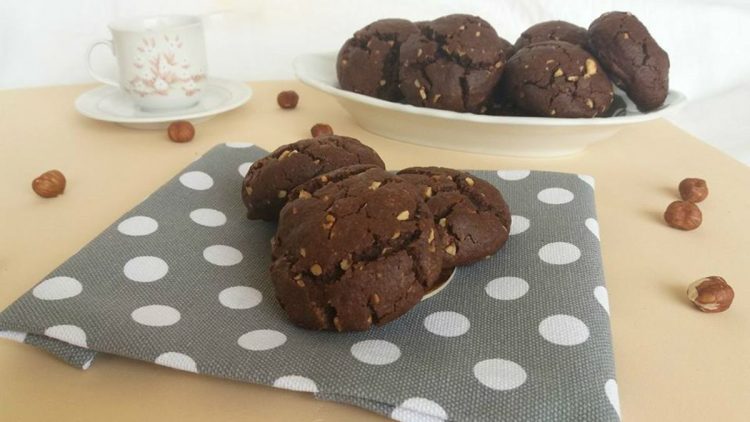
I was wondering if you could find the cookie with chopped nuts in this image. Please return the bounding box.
[514,20,588,51]
[398,14,511,113]
[501,41,614,118]
[241,135,385,221]
[270,167,442,332]
[337,19,420,102]
[588,11,670,111]
[397,167,511,267]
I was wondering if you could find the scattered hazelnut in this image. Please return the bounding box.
[465,177,475,186]
[277,90,299,109]
[340,259,351,270]
[679,178,708,203]
[687,276,734,313]
[310,264,323,276]
[396,210,410,221]
[664,201,702,230]
[311,123,333,137]
[167,121,195,143]
[369,181,381,190]
[370,293,381,305]
[298,190,312,199]
[32,169,66,198]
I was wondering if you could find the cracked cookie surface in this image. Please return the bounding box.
[397,167,511,268]
[588,11,669,111]
[337,19,420,102]
[399,14,511,113]
[515,20,588,51]
[271,167,442,331]
[501,41,614,118]
[241,136,385,221]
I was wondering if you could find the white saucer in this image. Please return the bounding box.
[75,78,252,129]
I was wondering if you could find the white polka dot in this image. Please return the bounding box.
[538,314,590,346]
[391,398,448,422]
[585,218,600,240]
[273,375,319,393]
[537,188,574,204]
[538,242,581,265]
[225,142,254,148]
[485,277,529,300]
[117,216,158,236]
[179,171,213,190]
[473,359,527,390]
[44,324,87,348]
[203,245,243,266]
[0,330,27,343]
[219,286,262,309]
[509,215,530,235]
[605,379,622,420]
[81,357,94,370]
[155,352,198,373]
[131,305,181,327]
[497,170,530,181]
[189,208,227,227]
[238,329,287,351]
[32,276,82,300]
[123,256,169,282]
[423,311,470,337]
[594,286,610,315]
[578,174,596,189]
[350,340,401,365]
[238,162,253,177]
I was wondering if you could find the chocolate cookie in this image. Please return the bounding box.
[501,41,614,117]
[514,20,588,51]
[397,167,511,267]
[588,11,669,111]
[399,14,511,113]
[241,135,385,221]
[271,167,443,331]
[337,19,420,102]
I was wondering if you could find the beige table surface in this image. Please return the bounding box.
[1,81,748,421]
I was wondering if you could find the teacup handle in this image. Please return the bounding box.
[86,40,119,87]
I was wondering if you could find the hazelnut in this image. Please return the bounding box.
[396,210,410,221]
[310,264,323,276]
[664,201,702,230]
[167,121,195,143]
[311,123,333,137]
[679,178,708,203]
[687,276,734,313]
[277,90,299,109]
[32,169,66,198]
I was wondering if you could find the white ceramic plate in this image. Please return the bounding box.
[75,78,252,129]
[294,53,687,157]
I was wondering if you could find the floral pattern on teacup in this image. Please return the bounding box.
[127,36,205,97]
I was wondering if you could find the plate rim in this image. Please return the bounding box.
[74,78,253,124]
[293,52,686,127]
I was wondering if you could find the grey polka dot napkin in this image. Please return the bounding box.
[0,143,620,422]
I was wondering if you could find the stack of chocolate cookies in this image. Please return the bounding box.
[337,11,670,118]
[242,135,511,331]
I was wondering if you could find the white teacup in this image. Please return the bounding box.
[87,15,208,111]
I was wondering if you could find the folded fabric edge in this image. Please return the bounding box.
[0,330,96,370]
[316,391,454,422]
